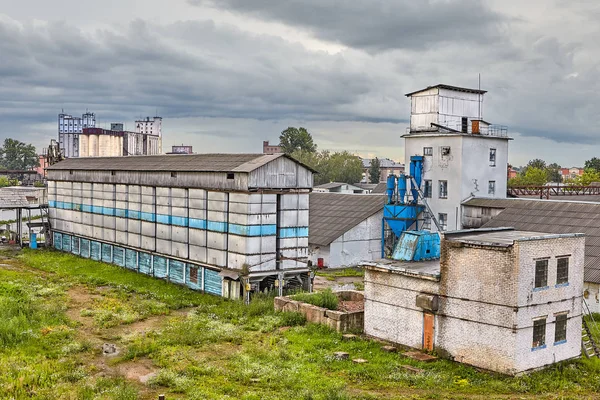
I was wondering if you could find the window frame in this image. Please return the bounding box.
[438,180,448,199]
[554,313,568,344]
[556,257,569,285]
[423,147,433,156]
[532,317,547,349]
[488,180,496,195]
[489,148,497,167]
[534,259,549,289]
[438,213,447,231]
[424,180,432,198]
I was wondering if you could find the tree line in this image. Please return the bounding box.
[279,127,365,185]
[509,158,600,187]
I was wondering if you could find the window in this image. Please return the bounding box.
[424,147,433,156]
[489,148,497,167]
[439,180,448,198]
[111,171,116,176]
[441,146,451,157]
[488,181,496,195]
[533,318,546,348]
[190,266,199,284]
[171,172,177,178]
[227,173,235,180]
[556,258,569,285]
[555,314,567,343]
[438,213,447,231]
[424,180,432,198]
[535,259,548,289]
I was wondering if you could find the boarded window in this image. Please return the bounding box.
[423,147,433,156]
[533,318,546,348]
[439,181,448,198]
[555,314,567,343]
[557,258,569,285]
[535,259,548,288]
[190,266,199,284]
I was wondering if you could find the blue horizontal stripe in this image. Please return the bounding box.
[279,227,309,238]
[49,202,302,237]
[189,218,207,229]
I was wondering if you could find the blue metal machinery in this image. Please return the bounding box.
[382,156,441,261]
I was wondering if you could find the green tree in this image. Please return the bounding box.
[0,138,39,170]
[368,157,381,183]
[0,176,10,188]
[291,149,362,185]
[546,163,562,183]
[525,159,547,171]
[584,158,600,173]
[522,167,548,186]
[568,169,600,186]
[279,127,317,154]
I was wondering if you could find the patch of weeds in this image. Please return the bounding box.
[291,289,338,310]
[316,267,364,278]
[149,369,194,393]
[353,281,365,291]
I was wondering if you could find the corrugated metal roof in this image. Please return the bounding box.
[475,197,600,283]
[47,153,318,173]
[372,182,388,194]
[0,187,36,209]
[309,193,386,246]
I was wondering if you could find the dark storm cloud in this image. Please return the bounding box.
[190,0,509,52]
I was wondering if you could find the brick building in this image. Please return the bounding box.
[363,228,584,374]
[263,141,283,154]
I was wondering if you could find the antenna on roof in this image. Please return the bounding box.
[478,73,482,120]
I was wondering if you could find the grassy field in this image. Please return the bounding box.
[3,248,600,399]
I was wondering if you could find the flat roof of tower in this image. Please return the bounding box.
[405,84,487,97]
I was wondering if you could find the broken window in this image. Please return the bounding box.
[535,259,548,288]
[533,318,546,348]
[441,146,451,157]
[488,181,496,195]
[489,148,497,166]
[439,180,448,198]
[424,180,432,198]
[555,314,567,343]
[438,213,447,231]
[557,258,569,285]
[423,147,433,156]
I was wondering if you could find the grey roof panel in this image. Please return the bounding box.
[309,192,386,246]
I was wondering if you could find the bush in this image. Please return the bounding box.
[279,311,306,327]
[291,289,338,310]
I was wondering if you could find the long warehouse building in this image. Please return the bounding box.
[47,153,315,299]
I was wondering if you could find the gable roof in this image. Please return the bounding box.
[471,197,600,283]
[47,153,318,173]
[309,192,386,246]
[405,84,487,97]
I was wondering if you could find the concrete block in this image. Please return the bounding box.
[116,218,127,232]
[207,248,227,267]
[103,216,115,229]
[141,203,154,213]
[128,219,141,234]
[172,196,187,208]
[103,229,116,243]
[141,235,155,251]
[141,221,155,236]
[208,191,227,202]
[172,226,187,242]
[227,252,248,270]
[156,223,171,240]
[280,194,299,210]
[115,231,127,245]
[207,231,227,250]
[189,245,207,263]
[156,239,171,254]
[127,233,141,248]
[189,188,206,199]
[171,241,188,259]
[156,205,170,215]
[189,229,206,246]
[248,203,277,214]
[141,186,154,195]
[229,193,249,203]
[156,187,170,197]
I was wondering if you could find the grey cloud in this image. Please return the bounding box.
[190,0,509,52]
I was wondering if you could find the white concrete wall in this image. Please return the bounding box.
[404,134,509,231]
[584,282,600,314]
[327,211,382,268]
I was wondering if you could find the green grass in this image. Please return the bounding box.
[316,267,365,278]
[4,248,600,399]
[291,288,339,310]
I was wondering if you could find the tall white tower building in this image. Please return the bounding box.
[403,84,511,232]
[58,112,96,157]
[135,116,163,153]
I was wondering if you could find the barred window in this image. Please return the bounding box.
[555,314,567,343]
[557,258,569,285]
[424,180,432,198]
[535,259,548,288]
[424,147,433,156]
[533,318,546,348]
[489,148,497,166]
[439,180,448,198]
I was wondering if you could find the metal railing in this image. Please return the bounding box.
[508,185,600,199]
[406,122,509,137]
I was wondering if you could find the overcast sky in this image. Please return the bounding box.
[1,0,598,166]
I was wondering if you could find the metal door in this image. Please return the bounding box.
[423,312,434,351]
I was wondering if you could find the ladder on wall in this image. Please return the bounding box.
[582,298,599,358]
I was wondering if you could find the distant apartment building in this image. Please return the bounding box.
[35,154,49,178]
[58,112,96,158]
[560,167,584,181]
[263,141,284,154]
[362,158,404,183]
[167,145,194,154]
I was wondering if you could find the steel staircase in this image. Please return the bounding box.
[582,299,599,358]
